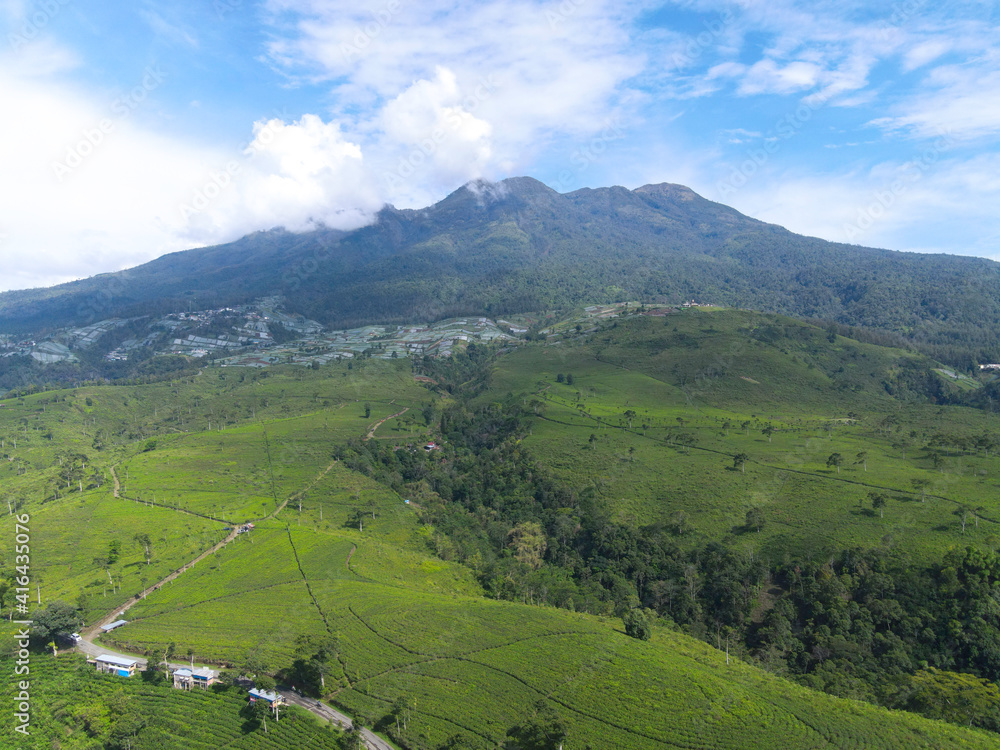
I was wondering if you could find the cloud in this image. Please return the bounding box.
[870,63,1000,141]
[739,59,822,95]
[178,114,382,244]
[263,0,645,194]
[901,39,952,71]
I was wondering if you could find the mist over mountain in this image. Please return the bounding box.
[3,176,999,363]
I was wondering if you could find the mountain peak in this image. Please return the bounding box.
[458,176,556,201]
[634,182,700,201]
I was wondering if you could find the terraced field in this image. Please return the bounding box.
[0,656,343,749]
[489,311,1000,563]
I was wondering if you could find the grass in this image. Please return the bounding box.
[488,311,1000,564]
[2,325,1000,747]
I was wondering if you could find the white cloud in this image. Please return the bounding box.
[902,39,952,71]
[712,151,1000,262]
[263,0,645,198]
[870,63,1000,141]
[178,114,382,244]
[0,39,385,290]
[739,59,822,95]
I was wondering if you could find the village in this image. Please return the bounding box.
[1,297,704,371]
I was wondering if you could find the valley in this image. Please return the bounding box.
[2,306,1000,747]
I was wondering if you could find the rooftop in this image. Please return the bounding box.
[96,654,138,667]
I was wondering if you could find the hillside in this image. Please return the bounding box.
[2,178,1000,366]
[0,351,998,746]
[488,308,997,562]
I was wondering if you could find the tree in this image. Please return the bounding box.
[391,694,413,735]
[893,439,910,460]
[855,451,868,471]
[761,424,774,443]
[506,700,569,749]
[509,522,547,569]
[134,533,152,565]
[911,477,930,502]
[733,453,749,473]
[556,373,564,383]
[671,509,689,536]
[350,505,366,532]
[741,420,751,436]
[826,453,843,473]
[746,507,765,533]
[623,409,637,429]
[363,402,371,419]
[565,373,574,385]
[31,601,80,647]
[896,668,1000,732]
[956,505,970,534]
[162,642,176,680]
[722,420,732,436]
[869,491,887,519]
[623,608,652,640]
[247,693,271,734]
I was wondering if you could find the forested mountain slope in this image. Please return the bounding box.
[3,177,1000,364]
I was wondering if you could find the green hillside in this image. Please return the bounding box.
[488,308,997,562]
[1,332,1000,747]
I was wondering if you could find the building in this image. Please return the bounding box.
[101,619,128,632]
[248,687,286,707]
[173,667,218,690]
[94,654,139,677]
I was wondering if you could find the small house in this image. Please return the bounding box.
[173,667,218,690]
[95,654,138,677]
[101,619,128,632]
[248,687,285,708]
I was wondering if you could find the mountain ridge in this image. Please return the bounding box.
[2,176,998,364]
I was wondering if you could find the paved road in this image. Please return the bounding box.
[76,635,395,749]
[81,457,395,749]
[279,690,396,750]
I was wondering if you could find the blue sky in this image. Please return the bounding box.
[1,0,999,291]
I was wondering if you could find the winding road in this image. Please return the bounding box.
[82,462,396,750]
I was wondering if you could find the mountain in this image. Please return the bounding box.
[3,176,1000,363]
